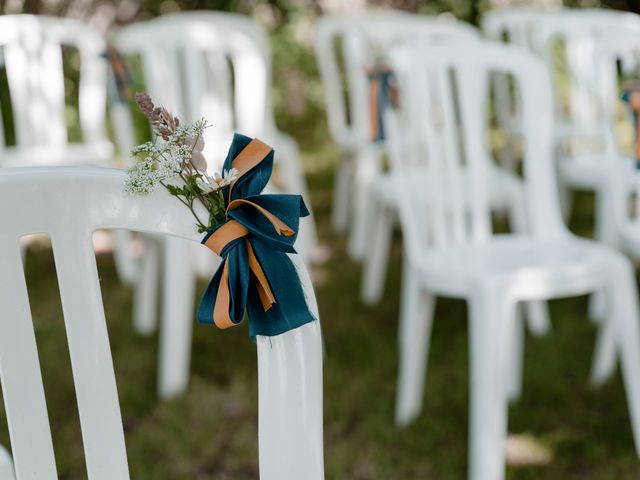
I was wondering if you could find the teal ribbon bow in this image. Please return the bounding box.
[196,133,316,338]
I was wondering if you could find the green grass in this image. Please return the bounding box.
[1,152,640,478]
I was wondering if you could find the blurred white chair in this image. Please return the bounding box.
[0,14,141,303]
[114,11,318,399]
[316,12,550,338]
[527,10,640,223]
[0,15,112,166]
[0,167,324,480]
[387,41,640,480]
[314,12,478,258]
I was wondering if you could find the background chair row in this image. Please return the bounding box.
[312,7,640,480]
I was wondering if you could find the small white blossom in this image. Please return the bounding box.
[223,168,239,184]
[124,163,160,195]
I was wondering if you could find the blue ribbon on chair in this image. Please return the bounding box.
[103,46,133,102]
[367,65,400,142]
[196,133,316,338]
[622,82,640,169]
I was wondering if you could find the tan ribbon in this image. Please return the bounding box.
[367,65,400,142]
[203,138,294,329]
[369,74,381,141]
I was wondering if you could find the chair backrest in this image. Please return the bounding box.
[114,12,276,168]
[593,28,640,158]
[385,41,565,260]
[531,9,640,135]
[0,167,323,479]
[314,11,478,152]
[594,29,640,232]
[483,7,558,50]
[0,15,111,164]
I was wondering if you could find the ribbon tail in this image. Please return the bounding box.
[246,240,276,312]
[212,259,235,329]
[369,78,380,141]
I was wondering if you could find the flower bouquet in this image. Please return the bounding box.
[125,93,315,338]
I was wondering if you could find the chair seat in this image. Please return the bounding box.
[373,165,522,207]
[416,235,618,298]
[0,142,113,167]
[558,153,635,190]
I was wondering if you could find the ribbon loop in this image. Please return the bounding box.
[197,134,315,338]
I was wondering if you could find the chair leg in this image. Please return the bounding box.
[133,236,159,336]
[524,301,552,337]
[395,260,436,427]
[590,317,618,387]
[605,263,640,456]
[588,289,607,324]
[347,149,379,261]
[468,291,513,480]
[111,230,139,287]
[507,304,525,403]
[158,237,196,399]
[361,203,395,306]
[558,182,574,223]
[331,155,354,233]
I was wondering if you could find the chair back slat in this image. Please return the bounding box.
[0,234,57,479]
[50,233,129,479]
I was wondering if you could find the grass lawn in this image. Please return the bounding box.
[1,146,640,479]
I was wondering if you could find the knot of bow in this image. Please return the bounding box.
[196,134,315,338]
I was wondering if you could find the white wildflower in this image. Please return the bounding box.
[124,163,160,195]
[196,176,219,194]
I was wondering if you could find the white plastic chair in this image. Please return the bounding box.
[314,12,479,257]
[316,15,549,340]
[0,166,324,480]
[386,41,640,480]
[528,10,640,222]
[113,12,318,398]
[0,14,140,293]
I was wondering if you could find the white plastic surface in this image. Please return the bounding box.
[0,167,324,479]
[0,15,111,165]
[387,41,640,480]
